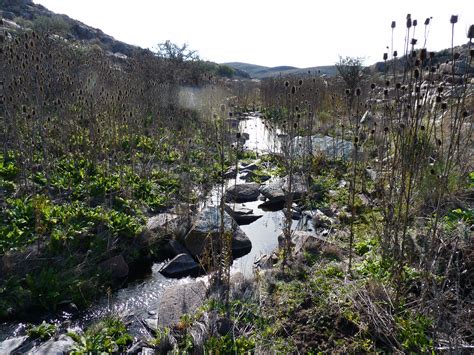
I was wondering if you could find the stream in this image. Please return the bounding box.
[0,114,294,347]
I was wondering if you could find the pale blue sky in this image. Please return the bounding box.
[34,0,473,67]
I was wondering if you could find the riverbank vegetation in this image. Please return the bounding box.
[1,8,473,354]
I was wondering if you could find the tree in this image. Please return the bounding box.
[154,40,199,63]
[335,56,364,93]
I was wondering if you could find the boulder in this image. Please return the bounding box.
[165,239,190,257]
[225,204,263,225]
[31,334,75,354]
[184,207,252,258]
[225,183,260,202]
[260,175,307,204]
[239,162,259,171]
[99,254,129,278]
[145,213,188,239]
[157,281,207,327]
[240,170,271,183]
[291,231,327,256]
[0,336,28,354]
[292,135,353,160]
[159,253,201,278]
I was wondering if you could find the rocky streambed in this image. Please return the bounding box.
[0,114,354,353]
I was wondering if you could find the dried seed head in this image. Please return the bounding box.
[291,86,296,94]
[420,48,427,61]
[413,19,418,27]
[453,52,460,60]
[414,69,420,78]
[391,21,396,28]
[468,25,474,39]
[450,15,458,24]
[383,52,388,60]
[441,102,448,110]
[384,89,389,96]
[410,38,417,46]
[284,81,289,87]
[385,80,390,87]
[424,18,430,26]
[356,88,361,96]
[384,127,389,133]
[396,82,401,89]
[415,59,420,67]
[393,50,398,57]
[406,14,412,28]
[437,86,444,93]
[371,83,376,89]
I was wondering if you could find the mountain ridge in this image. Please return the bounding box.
[223,61,338,79]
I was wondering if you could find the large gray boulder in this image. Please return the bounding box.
[184,207,252,258]
[145,213,189,239]
[260,175,307,204]
[0,336,28,354]
[292,135,353,159]
[30,334,75,355]
[159,253,201,278]
[157,281,207,327]
[225,183,260,202]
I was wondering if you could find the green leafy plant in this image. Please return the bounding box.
[27,321,57,341]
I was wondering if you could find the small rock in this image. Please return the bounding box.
[160,253,201,278]
[312,209,333,228]
[141,347,155,355]
[216,317,233,335]
[144,318,158,331]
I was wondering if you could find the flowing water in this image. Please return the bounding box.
[0,114,292,344]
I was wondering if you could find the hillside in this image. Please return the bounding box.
[224,61,338,79]
[1,0,143,56]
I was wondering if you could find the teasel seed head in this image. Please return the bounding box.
[450,15,458,24]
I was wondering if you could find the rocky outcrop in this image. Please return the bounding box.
[225,183,260,202]
[184,207,252,258]
[159,253,201,278]
[157,281,207,327]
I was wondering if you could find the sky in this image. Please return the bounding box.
[33,0,473,68]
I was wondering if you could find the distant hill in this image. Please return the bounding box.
[224,62,338,79]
